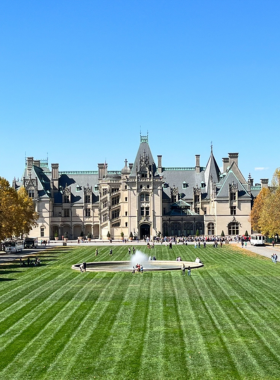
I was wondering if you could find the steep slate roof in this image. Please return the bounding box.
[130,138,157,177]
[162,169,205,201]
[216,170,251,199]
[58,173,99,204]
[204,150,221,196]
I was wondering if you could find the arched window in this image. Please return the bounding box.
[228,222,239,235]
[208,223,214,235]
[163,223,168,236]
[184,222,193,236]
[196,222,203,235]
[171,222,181,236]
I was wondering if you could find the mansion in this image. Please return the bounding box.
[13,135,268,240]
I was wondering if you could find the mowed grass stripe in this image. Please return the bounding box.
[91,272,152,379]
[175,271,214,379]
[217,269,280,364]
[47,272,125,380]
[198,269,266,379]
[138,272,165,380]
[191,273,242,379]
[5,273,109,380]
[206,268,280,378]
[0,271,84,368]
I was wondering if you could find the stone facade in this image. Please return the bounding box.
[13,135,267,240]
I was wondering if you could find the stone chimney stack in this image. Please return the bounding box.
[222,158,229,173]
[51,163,59,191]
[228,153,239,168]
[260,179,269,189]
[27,157,34,177]
[157,155,162,174]
[98,163,107,179]
[34,160,40,167]
[195,155,200,174]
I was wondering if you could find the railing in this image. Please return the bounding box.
[59,171,98,175]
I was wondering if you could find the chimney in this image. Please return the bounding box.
[51,163,59,191]
[222,158,229,173]
[27,157,34,176]
[260,179,269,189]
[228,153,239,168]
[195,155,200,173]
[34,160,40,167]
[129,163,133,170]
[98,163,107,179]
[157,155,162,174]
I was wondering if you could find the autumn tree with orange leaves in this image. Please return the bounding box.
[0,177,38,241]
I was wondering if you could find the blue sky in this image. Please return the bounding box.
[0,0,279,185]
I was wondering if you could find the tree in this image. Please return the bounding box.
[196,229,199,236]
[271,168,280,188]
[0,178,38,240]
[107,231,111,238]
[244,230,249,237]
[221,230,225,237]
[250,187,270,232]
[259,187,280,237]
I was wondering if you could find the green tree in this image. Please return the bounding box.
[221,230,225,237]
[196,229,199,236]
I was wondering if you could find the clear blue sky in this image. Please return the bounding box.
[0,0,279,185]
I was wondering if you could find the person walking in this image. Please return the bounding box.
[132,266,135,274]
[79,264,84,273]
[95,248,98,257]
[182,264,186,275]
[133,247,135,254]
[83,262,87,272]
[188,266,191,276]
[109,249,112,256]
[128,248,131,255]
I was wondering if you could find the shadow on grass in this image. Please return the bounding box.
[0,278,15,282]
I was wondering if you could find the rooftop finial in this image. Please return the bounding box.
[211,141,213,153]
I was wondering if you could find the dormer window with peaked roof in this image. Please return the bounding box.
[182,182,188,189]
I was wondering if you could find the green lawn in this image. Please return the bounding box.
[1,244,280,379]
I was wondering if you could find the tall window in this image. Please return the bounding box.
[112,209,120,219]
[141,207,144,216]
[102,213,108,222]
[103,188,108,196]
[40,227,44,237]
[171,195,176,203]
[195,195,200,203]
[112,188,119,193]
[230,192,236,201]
[195,207,200,214]
[103,201,107,209]
[228,222,239,235]
[145,207,149,216]
[28,189,35,198]
[85,195,91,203]
[85,209,91,217]
[230,206,236,215]
[208,223,214,235]
[112,197,119,206]
[64,209,70,217]
[64,195,70,203]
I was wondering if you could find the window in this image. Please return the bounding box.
[204,208,207,215]
[195,195,200,203]
[112,222,120,227]
[140,194,144,202]
[182,182,187,189]
[230,192,236,201]
[64,195,70,203]
[64,209,70,217]
[28,189,35,198]
[85,195,91,203]
[208,223,214,235]
[147,185,149,189]
[145,194,149,201]
[125,222,128,227]
[163,208,166,215]
[85,209,91,217]
[195,207,200,214]
[125,211,128,216]
[102,214,108,222]
[145,207,149,216]
[94,185,99,192]
[228,222,239,235]
[171,195,176,203]
[112,188,119,193]
[112,197,119,206]
[103,201,107,209]
[76,186,82,191]
[125,197,127,201]
[140,185,142,189]
[103,188,108,196]
[125,185,127,190]
[141,207,144,216]
[112,209,120,219]
[231,206,236,215]
[40,227,44,237]
[141,173,147,178]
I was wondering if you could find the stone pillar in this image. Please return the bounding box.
[27,157,34,177]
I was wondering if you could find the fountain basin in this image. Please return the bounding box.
[72,260,203,272]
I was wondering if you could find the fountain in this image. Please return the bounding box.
[72,249,203,272]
